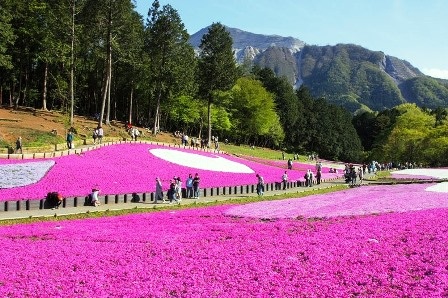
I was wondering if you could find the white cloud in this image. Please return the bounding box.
[422,68,448,80]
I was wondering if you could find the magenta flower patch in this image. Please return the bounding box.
[0,144,341,201]
[0,206,447,297]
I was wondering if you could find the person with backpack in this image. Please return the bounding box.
[66,131,74,149]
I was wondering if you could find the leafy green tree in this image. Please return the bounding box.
[0,0,16,105]
[145,0,196,134]
[380,104,433,163]
[253,67,300,146]
[198,22,238,146]
[230,77,284,147]
[295,86,362,161]
[429,107,448,127]
[352,111,376,150]
[166,95,201,132]
[81,0,138,126]
[0,0,15,70]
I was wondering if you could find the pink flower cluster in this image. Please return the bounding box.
[225,183,448,219]
[0,144,340,201]
[0,205,446,297]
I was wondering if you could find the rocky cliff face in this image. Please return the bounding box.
[190,26,448,112]
[190,26,305,63]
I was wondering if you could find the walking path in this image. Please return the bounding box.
[0,180,347,221]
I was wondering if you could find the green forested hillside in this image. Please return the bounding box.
[399,77,448,108]
[300,44,405,112]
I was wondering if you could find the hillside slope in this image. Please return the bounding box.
[0,107,176,148]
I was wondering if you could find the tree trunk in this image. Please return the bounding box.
[9,83,13,107]
[42,62,48,111]
[152,89,162,135]
[69,0,75,125]
[98,2,112,128]
[128,85,133,125]
[207,98,212,148]
[104,2,112,126]
[105,48,111,125]
[98,72,109,127]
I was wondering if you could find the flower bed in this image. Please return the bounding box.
[0,144,340,201]
[0,205,446,297]
[225,183,448,219]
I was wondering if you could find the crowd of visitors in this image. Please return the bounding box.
[153,173,201,204]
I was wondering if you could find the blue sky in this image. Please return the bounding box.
[135,0,448,79]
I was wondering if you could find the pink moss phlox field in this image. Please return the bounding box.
[0,144,341,201]
[0,206,447,297]
[225,183,448,219]
[239,155,341,173]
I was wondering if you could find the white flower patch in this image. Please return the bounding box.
[391,168,448,179]
[425,182,448,193]
[149,149,254,173]
[391,168,448,193]
[0,160,55,189]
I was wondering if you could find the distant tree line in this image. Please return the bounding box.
[353,104,448,167]
[2,0,448,165]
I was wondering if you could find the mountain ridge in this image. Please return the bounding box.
[190,26,448,113]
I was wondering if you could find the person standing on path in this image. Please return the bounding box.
[154,177,165,203]
[282,171,288,190]
[168,179,180,204]
[66,131,74,149]
[15,136,22,154]
[186,174,194,198]
[97,126,104,144]
[92,128,98,145]
[316,168,322,185]
[193,173,200,199]
[175,177,182,201]
[256,174,264,196]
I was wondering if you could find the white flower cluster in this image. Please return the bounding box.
[0,160,55,189]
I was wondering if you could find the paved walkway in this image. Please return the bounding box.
[0,180,348,221]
